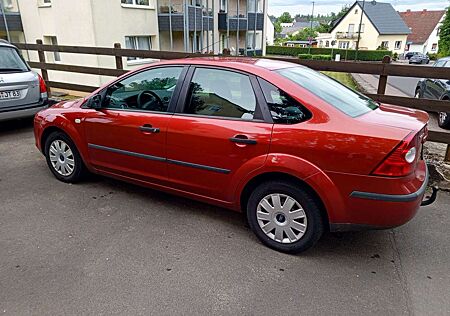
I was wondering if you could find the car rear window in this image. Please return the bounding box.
[276,66,379,117]
[0,47,29,73]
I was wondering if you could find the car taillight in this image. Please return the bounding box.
[372,132,419,177]
[38,73,48,98]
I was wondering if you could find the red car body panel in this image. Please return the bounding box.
[34,58,430,231]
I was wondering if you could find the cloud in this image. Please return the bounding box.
[269,0,448,16]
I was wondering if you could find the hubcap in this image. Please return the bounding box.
[49,140,75,176]
[256,193,307,244]
[439,112,447,124]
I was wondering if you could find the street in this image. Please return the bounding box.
[1,120,449,315]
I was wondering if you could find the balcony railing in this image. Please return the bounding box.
[335,32,359,39]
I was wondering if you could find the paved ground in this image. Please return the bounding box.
[1,120,449,315]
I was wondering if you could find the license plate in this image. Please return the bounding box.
[0,90,21,100]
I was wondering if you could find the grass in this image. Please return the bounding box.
[321,71,359,91]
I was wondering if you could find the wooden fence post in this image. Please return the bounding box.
[377,55,391,95]
[114,43,123,70]
[445,145,450,162]
[36,39,51,96]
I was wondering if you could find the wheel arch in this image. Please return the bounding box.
[239,172,330,229]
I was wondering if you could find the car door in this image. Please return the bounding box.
[83,66,186,184]
[424,60,446,99]
[165,66,273,202]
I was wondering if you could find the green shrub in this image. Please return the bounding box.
[266,46,392,61]
[298,54,312,59]
[311,54,332,60]
[428,53,439,60]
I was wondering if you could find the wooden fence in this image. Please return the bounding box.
[14,40,450,153]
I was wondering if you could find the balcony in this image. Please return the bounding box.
[0,11,23,32]
[335,32,359,39]
[218,12,263,31]
[158,0,213,32]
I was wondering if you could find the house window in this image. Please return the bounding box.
[437,27,440,36]
[38,0,51,6]
[355,9,358,14]
[348,24,355,34]
[431,43,437,51]
[394,41,402,50]
[338,41,349,49]
[125,36,152,60]
[381,41,389,49]
[325,40,330,47]
[359,24,364,33]
[121,0,150,6]
[44,36,60,62]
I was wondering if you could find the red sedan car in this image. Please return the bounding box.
[34,58,432,253]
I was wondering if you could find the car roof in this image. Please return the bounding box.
[158,57,300,72]
[438,56,450,62]
[0,39,17,49]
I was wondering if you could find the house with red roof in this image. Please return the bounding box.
[399,9,446,54]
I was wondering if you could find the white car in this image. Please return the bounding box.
[0,40,48,121]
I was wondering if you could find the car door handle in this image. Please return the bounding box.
[229,135,257,145]
[139,124,160,133]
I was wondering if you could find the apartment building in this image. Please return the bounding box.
[11,0,269,88]
[158,0,268,55]
[0,0,24,42]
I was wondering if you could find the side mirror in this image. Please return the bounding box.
[89,94,102,109]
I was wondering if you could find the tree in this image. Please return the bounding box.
[438,7,450,56]
[315,22,331,33]
[274,21,282,34]
[290,27,318,41]
[278,12,293,23]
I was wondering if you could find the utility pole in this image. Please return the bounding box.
[308,1,315,55]
[0,0,11,42]
[355,0,366,61]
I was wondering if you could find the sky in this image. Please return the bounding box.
[268,0,449,16]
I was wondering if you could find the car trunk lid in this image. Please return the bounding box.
[0,71,41,110]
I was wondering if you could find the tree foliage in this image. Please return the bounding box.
[278,12,293,23]
[290,27,318,41]
[438,7,450,56]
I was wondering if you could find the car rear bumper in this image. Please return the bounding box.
[328,161,429,232]
[0,100,49,122]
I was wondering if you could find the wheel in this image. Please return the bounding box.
[438,111,450,129]
[44,131,87,183]
[246,181,324,254]
[414,89,421,98]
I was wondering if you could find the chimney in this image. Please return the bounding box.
[422,9,427,13]
[406,9,411,13]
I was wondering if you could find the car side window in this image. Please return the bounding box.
[104,67,183,112]
[258,78,311,124]
[434,60,446,67]
[185,68,256,120]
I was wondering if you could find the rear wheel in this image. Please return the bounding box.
[44,131,86,182]
[246,181,324,254]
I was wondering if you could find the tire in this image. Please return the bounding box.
[246,181,324,254]
[438,111,450,129]
[44,131,87,183]
[414,88,421,99]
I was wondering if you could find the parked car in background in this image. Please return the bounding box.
[34,58,432,254]
[409,53,430,64]
[415,57,450,129]
[405,52,419,60]
[0,40,48,122]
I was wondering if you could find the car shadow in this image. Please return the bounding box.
[0,118,34,134]
[81,173,389,257]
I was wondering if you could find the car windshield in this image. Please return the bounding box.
[0,47,29,73]
[276,66,379,117]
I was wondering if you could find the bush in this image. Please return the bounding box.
[266,46,392,61]
[298,54,312,59]
[311,54,332,60]
[428,53,439,60]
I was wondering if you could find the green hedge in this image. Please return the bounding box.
[267,46,392,61]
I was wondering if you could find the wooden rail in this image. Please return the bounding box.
[14,40,450,150]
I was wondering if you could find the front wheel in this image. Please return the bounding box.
[438,111,450,129]
[44,131,87,183]
[246,181,324,254]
